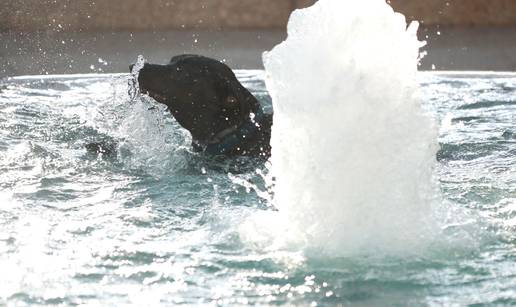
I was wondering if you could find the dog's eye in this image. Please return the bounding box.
[223,96,238,108]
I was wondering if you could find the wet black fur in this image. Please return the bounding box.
[133,55,272,157]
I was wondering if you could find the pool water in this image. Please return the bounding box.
[0,71,515,305]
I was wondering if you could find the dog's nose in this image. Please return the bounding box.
[129,64,135,72]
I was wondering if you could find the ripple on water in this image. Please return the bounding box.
[0,70,514,305]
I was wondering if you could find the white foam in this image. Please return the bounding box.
[257,0,443,256]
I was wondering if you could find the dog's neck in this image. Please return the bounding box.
[192,107,265,155]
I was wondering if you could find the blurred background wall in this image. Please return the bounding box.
[1,0,516,76]
[2,0,516,32]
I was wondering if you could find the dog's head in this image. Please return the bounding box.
[130,56,260,145]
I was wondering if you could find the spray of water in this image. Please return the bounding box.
[94,55,192,176]
[128,55,146,102]
[247,0,444,256]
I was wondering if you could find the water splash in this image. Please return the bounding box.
[128,55,145,102]
[257,0,444,255]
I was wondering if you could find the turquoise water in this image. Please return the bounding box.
[0,71,515,305]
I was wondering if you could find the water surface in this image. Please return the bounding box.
[0,71,515,305]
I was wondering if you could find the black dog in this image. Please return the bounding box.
[132,55,272,158]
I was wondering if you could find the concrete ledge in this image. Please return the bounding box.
[1,0,294,31]
[390,0,516,26]
[2,0,516,32]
